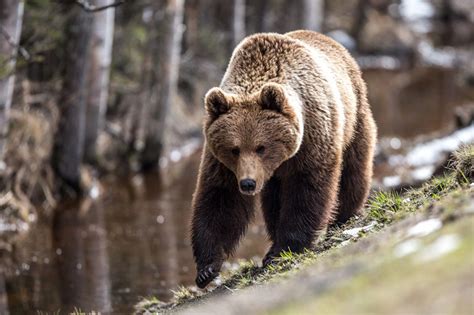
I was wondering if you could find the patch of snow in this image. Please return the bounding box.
[400,0,434,33]
[357,55,401,70]
[89,184,100,199]
[342,221,377,238]
[406,125,474,167]
[390,137,401,150]
[412,165,435,182]
[416,234,461,263]
[394,239,422,258]
[0,219,29,234]
[170,150,182,162]
[407,218,442,238]
[418,41,457,68]
[214,276,222,286]
[400,0,434,20]
[383,175,402,188]
[340,240,351,247]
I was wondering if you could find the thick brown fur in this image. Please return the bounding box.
[191,30,377,288]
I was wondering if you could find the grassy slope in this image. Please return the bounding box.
[136,145,474,314]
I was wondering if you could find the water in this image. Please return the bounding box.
[1,151,269,314]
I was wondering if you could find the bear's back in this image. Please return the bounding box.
[286,30,361,145]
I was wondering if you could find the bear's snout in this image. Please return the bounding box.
[239,178,256,193]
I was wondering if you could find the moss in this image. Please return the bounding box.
[136,144,474,314]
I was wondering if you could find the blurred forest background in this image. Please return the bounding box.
[0,0,473,313]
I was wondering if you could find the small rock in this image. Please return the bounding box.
[342,221,377,238]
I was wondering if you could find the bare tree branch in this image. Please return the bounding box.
[0,25,30,60]
[75,0,125,12]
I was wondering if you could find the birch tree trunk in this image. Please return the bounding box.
[233,0,246,47]
[84,0,115,163]
[140,0,185,170]
[53,6,93,191]
[303,0,324,32]
[0,0,24,161]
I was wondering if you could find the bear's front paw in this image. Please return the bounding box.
[262,247,281,267]
[196,266,219,289]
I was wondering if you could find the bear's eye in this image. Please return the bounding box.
[231,147,240,156]
[256,145,265,155]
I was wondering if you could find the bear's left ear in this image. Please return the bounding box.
[204,87,231,120]
[259,83,299,116]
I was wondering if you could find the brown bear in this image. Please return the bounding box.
[191,30,377,288]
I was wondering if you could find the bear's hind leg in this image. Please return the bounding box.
[261,177,281,266]
[335,109,376,224]
[269,165,341,263]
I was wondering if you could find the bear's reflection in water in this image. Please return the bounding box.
[3,150,269,314]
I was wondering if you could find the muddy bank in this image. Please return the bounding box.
[136,145,474,314]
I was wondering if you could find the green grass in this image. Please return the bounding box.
[367,191,404,223]
[135,144,474,314]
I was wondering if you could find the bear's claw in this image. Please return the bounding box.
[262,247,281,267]
[196,266,218,288]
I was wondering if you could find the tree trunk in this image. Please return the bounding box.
[53,6,93,191]
[0,0,24,161]
[233,0,246,47]
[184,0,199,53]
[303,0,324,32]
[140,0,185,170]
[84,0,115,163]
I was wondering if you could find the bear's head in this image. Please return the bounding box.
[204,82,304,195]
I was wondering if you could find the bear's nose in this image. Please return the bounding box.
[240,178,256,192]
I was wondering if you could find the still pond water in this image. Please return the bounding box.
[2,151,269,314]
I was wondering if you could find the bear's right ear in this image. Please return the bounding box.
[204,87,231,120]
